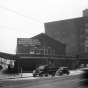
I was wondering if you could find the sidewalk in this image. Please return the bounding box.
[0,73,33,80]
[70,69,83,74]
[0,69,83,80]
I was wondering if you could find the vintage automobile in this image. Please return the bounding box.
[33,65,49,77]
[56,67,70,76]
[33,65,58,77]
[81,68,88,85]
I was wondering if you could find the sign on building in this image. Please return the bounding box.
[17,38,41,54]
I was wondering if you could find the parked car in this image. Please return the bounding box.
[81,68,88,85]
[56,67,70,76]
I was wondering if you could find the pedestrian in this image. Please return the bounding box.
[8,64,11,72]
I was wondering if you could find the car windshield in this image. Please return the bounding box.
[39,65,47,69]
[58,67,68,70]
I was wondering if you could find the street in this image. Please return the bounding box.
[1,74,88,88]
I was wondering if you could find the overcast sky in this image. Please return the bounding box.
[0,0,88,54]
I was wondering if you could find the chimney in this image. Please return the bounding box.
[83,8,88,17]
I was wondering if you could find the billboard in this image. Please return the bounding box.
[17,38,42,53]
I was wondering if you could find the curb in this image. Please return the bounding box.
[0,70,83,80]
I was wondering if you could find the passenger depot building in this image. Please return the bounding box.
[16,33,67,72]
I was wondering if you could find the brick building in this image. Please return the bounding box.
[44,9,88,58]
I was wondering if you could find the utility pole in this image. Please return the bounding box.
[76,55,79,72]
[47,47,50,66]
[47,41,51,67]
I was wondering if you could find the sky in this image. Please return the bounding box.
[0,0,88,54]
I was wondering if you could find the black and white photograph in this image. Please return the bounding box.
[0,0,88,88]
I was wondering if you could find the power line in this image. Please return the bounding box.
[0,6,60,34]
[0,25,37,35]
[0,6,44,24]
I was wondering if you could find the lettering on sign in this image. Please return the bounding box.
[17,38,41,46]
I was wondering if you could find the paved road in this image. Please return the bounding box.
[1,74,88,88]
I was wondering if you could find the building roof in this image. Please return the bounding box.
[44,16,88,24]
[83,8,88,12]
[31,33,65,46]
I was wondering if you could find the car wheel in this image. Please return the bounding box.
[52,72,55,76]
[39,73,43,77]
[60,72,63,76]
[33,74,36,77]
[67,72,70,75]
[67,73,69,75]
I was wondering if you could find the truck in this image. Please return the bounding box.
[32,65,58,77]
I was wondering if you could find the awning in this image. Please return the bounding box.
[0,52,18,60]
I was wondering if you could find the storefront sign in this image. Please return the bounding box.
[17,38,41,46]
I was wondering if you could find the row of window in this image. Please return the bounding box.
[70,49,85,53]
[71,35,76,39]
[52,20,85,27]
[55,28,85,35]
[71,42,85,46]
[71,49,76,52]
[80,42,85,45]
[71,43,76,46]
[55,34,85,40]
[29,46,55,55]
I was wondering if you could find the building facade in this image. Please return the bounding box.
[16,33,66,55]
[16,33,66,71]
[44,9,88,58]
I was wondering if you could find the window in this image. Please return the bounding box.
[85,23,88,26]
[85,47,88,52]
[71,35,76,39]
[80,42,85,46]
[45,50,48,54]
[80,28,84,31]
[80,35,85,39]
[63,37,67,40]
[71,29,76,33]
[55,31,59,34]
[71,49,76,52]
[86,29,88,32]
[71,43,76,46]
[30,50,35,54]
[63,30,67,33]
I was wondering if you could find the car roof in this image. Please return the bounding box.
[59,67,69,69]
[59,67,68,68]
[39,65,48,69]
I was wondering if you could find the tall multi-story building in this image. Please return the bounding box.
[44,9,88,58]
